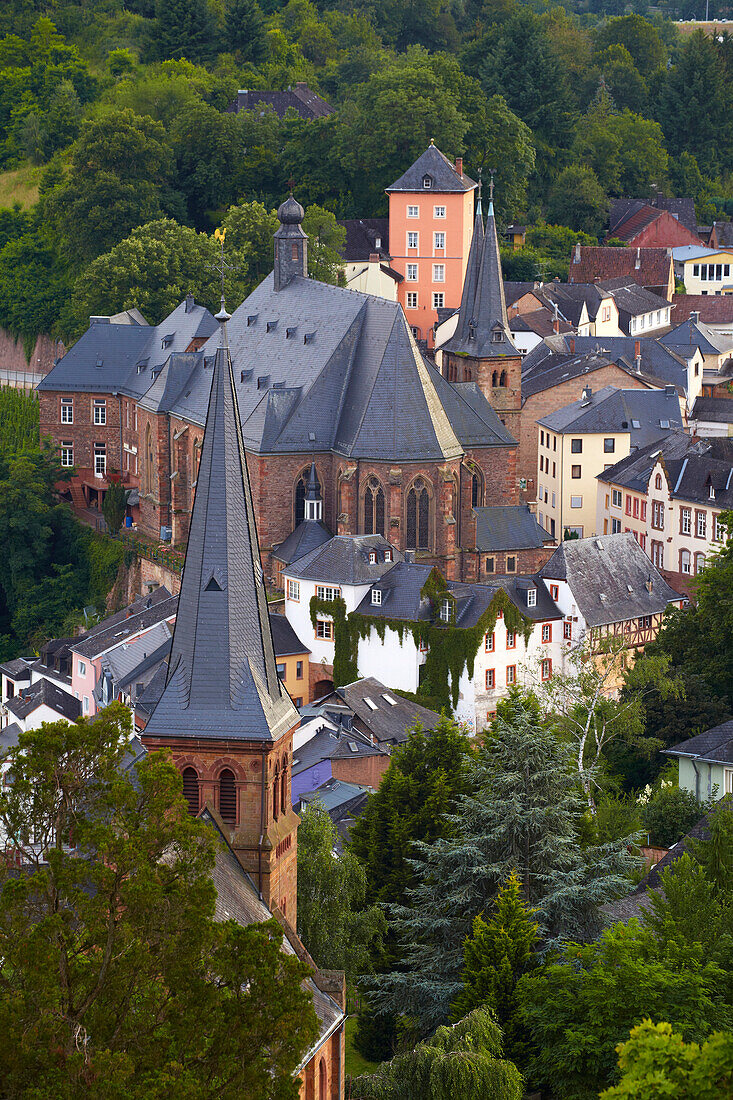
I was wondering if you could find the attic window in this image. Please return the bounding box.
[247,314,258,326]
[710,484,715,499]
[257,375,270,389]
[527,589,537,607]
[95,357,103,368]
[266,320,277,333]
[364,697,378,710]
[349,741,359,753]
[439,597,454,623]
[596,539,604,550]
[371,589,382,606]
[162,336,173,349]
[369,551,377,564]
[375,237,382,248]
[491,329,503,343]
[304,332,315,345]
[385,549,392,562]
[382,693,398,706]
[286,326,297,339]
[137,363,147,374]
[151,370,159,381]
[631,419,641,428]
[660,419,670,429]
[422,174,433,189]
[205,577,222,592]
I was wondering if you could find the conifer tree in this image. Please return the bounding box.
[225,0,267,62]
[451,870,538,1054]
[368,691,634,1034]
[153,0,220,64]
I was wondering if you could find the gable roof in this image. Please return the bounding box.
[522,334,693,398]
[72,590,176,660]
[272,519,332,567]
[710,221,733,247]
[6,678,81,722]
[335,677,442,745]
[610,197,698,236]
[539,532,682,627]
[38,297,217,398]
[286,535,401,585]
[228,84,334,120]
[386,143,476,193]
[659,317,733,357]
[665,719,733,766]
[568,246,672,293]
[338,218,390,261]
[269,614,310,657]
[473,505,553,552]
[144,327,299,744]
[671,293,733,326]
[538,385,683,445]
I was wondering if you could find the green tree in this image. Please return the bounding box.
[546,165,607,235]
[591,47,649,114]
[451,871,538,1056]
[226,0,267,61]
[370,692,634,1034]
[688,800,733,897]
[102,479,130,534]
[170,100,247,225]
[573,93,668,197]
[349,715,475,910]
[69,219,229,334]
[296,799,385,981]
[640,783,710,849]
[221,200,279,289]
[45,109,178,260]
[153,0,221,64]
[0,707,318,1097]
[657,31,733,176]
[593,15,666,79]
[350,1007,523,1100]
[602,1020,733,1100]
[302,203,345,284]
[517,920,733,1099]
[0,227,70,343]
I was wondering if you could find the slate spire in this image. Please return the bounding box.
[442,187,517,359]
[145,305,299,743]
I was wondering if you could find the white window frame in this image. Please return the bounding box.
[371,589,382,606]
[433,232,445,250]
[60,398,73,424]
[432,264,445,283]
[570,496,583,509]
[432,292,444,309]
[93,399,107,426]
[434,205,446,218]
[542,623,551,643]
[94,448,106,477]
[287,579,300,601]
[60,442,74,467]
[439,597,452,623]
[407,205,419,218]
[715,515,726,541]
[315,618,334,640]
[681,508,691,535]
[315,585,341,602]
[406,264,418,281]
[78,660,86,676]
[527,589,537,607]
[406,291,418,309]
[407,231,419,249]
[697,511,707,538]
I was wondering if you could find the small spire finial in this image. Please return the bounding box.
[477,169,482,202]
[213,227,231,344]
[430,137,434,146]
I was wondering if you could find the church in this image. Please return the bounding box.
[39,193,519,583]
[141,303,346,1098]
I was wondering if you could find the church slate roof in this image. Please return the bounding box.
[473,505,553,552]
[539,532,682,627]
[272,519,332,566]
[144,329,300,744]
[385,143,477,193]
[287,535,402,585]
[442,199,517,359]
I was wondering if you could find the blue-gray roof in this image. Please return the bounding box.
[538,385,683,446]
[665,720,733,765]
[272,519,332,567]
[38,298,217,398]
[659,318,733,357]
[287,535,402,585]
[144,335,299,744]
[474,505,553,552]
[522,335,693,399]
[386,144,476,193]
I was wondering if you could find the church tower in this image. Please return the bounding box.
[142,304,301,923]
[440,189,523,441]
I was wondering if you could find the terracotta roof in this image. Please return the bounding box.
[610,205,664,242]
[610,197,698,236]
[671,294,733,326]
[568,247,672,293]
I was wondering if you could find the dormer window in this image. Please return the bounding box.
[491,327,503,344]
[371,589,382,606]
[422,174,433,189]
[709,484,715,500]
[369,551,377,564]
[161,336,173,349]
[375,237,382,248]
[527,588,537,607]
[439,597,453,623]
[384,549,392,562]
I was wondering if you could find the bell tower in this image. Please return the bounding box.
[142,300,301,922]
[274,194,308,291]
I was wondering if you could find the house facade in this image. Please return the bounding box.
[386,142,477,346]
[597,433,733,599]
[665,720,733,802]
[672,245,733,296]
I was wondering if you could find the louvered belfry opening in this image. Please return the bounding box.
[182,767,200,815]
[219,768,237,824]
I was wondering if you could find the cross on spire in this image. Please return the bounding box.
[488,170,495,204]
[212,227,233,308]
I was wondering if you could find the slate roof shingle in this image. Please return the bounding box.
[6,678,81,723]
[665,719,733,766]
[338,218,390,261]
[539,532,682,627]
[538,385,683,446]
[386,143,476,193]
[473,505,553,552]
[335,677,442,745]
[287,535,402,585]
[227,84,334,120]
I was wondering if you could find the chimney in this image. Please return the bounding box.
[185,293,194,313]
[690,310,700,325]
[573,242,581,264]
[634,339,641,360]
[553,317,560,334]
[368,252,380,263]
[635,247,641,270]
[569,336,575,354]
[455,156,463,177]
[646,575,653,593]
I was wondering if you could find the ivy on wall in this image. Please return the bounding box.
[310,570,534,713]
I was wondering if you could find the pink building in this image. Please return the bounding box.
[386,142,477,347]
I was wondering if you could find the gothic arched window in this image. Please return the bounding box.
[406,478,430,550]
[363,477,385,536]
[318,1060,327,1100]
[294,471,307,526]
[280,763,288,815]
[219,768,237,824]
[144,424,154,494]
[499,370,507,387]
[273,765,280,821]
[471,470,482,508]
[182,768,199,816]
[491,371,498,387]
